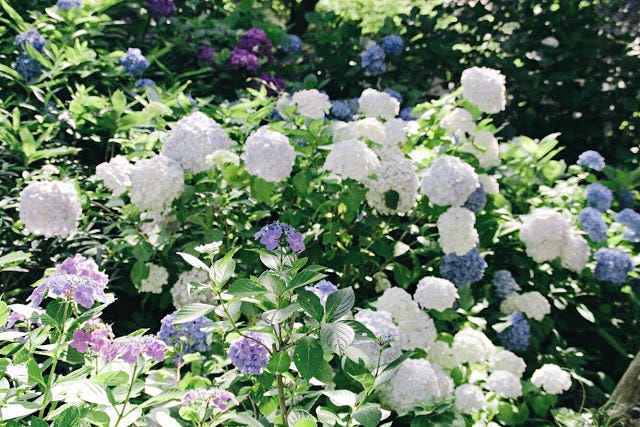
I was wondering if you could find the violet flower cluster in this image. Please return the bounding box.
[254,222,305,252]
[121,48,149,77]
[158,311,212,361]
[227,332,269,375]
[146,0,175,19]
[498,311,531,351]
[15,29,46,52]
[182,388,238,411]
[230,28,273,73]
[305,280,338,304]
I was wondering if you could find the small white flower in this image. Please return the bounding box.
[452,328,495,365]
[421,156,479,207]
[129,155,184,211]
[489,350,526,378]
[478,174,500,194]
[437,207,479,255]
[170,269,214,308]
[375,287,421,322]
[560,232,590,272]
[365,155,418,215]
[291,89,331,119]
[486,370,522,398]
[19,181,82,238]
[140,263,168,294]
[531,364,572,394]
[358,88,400,120]
[440,108,475,140]
[413,276,458,312]
[242,127,296,182]
[322,139,380,181]
[463,131,500,168]
[541,37,560,48]
[500,291,551,321]
[520,208,569,262]
[461,67,507,114]
[94,155,132,196]
[455,384,486,414]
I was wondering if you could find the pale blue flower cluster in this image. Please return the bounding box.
[254,222,305,252]
[361,45,386,76]
[616,208,640,242]
[121,48,149,77]
[227,332,269,375]
[577,150,605,171]
[158,311,212,361]
[330,100,353,121]
[14,55,42,82]
[498,311,530,351]
[57,0,83,9]
[382,35,404,56]
[464,186,487,213]
[492,270,521,299]
[305,280,338,304]
[439,248,487,287]
[15,29,46,51]
[594,248,633,285]
[578,207,608,242]
[586,183,613,212]
[281,34,303,55]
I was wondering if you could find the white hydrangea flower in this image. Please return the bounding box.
[463,131,500,168]
[19,181,82,238]
[162,111,231,173]
[322,139,380,181]
[140,209,176,248]
[461,67,507,114]
[414,276,458,312]
[205,149,240,169]
[398,311,437,351]
[129,155,184,211]
[455,384,486,414]
[452,328,495,365]
[242,127,296,182]
[489,350,526,378]
[428,340,457,370]
[383,118,408,145]
[330,121,359,142]
[40,164,60,177]
[560,232,589,272]
[358,88,400,120]
[486,370,522,398]
[291,89,331,119]
[94,155,132,196]
[352,309,405,367]
[500,291,551,321]
[354,118,387,145]
[365,156,418,215]
[531,364,572,394]
[520,208,569,262]
[379,359,451,414]
[437,207,479,255]
[170,269,214,308]
[433,364,454,398]
[440,108,475,140]
[421,156,479,207]
[478,173,499,194]
[139,263,168,294]
[375,287,421,322]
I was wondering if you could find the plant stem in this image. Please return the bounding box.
[114,363,138,427]
[39,302,70,418]
[277,373,289,427]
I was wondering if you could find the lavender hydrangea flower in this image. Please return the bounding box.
[183,388,238,411]
[498,311,530,351]
[70,318,117,360]
[305,280,338,304]
[578,207,608,242]
[616,208,640,242]
[198,46,215,64]
[400,106,416,121]
[146,0,175,19]
[577,150,605,171]
[463,186,487,213]
[439,248,487,287]
[121,48,149,77]
[492,270,521,299]
[382,35,404,56]
[586,183,613,212]
[15,29,46,51]
[117,335,167,364]
[361,44,386,76]
[230,48,258,72]
[237,28,273,62]
[14,54,42,82]
[254,222,305,253]
[594,248,633,285]
[57,0,82,9]
[281,34,302,55]
[330,100,353,121]
[158,311,212,361]
[384,89,403,104]
[58,254,109,287]
[616,190,635,209]
[227,332,269,375]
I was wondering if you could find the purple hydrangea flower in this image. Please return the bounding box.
[57,0,82,9]
[586,183,613,212]
[57,254,109,287]
[361,44,386,76]
[158,312,212,361]
[578,207,608,242]
[498,311,531,351]
[254,222,305,253]
[400,106,416,121]
[384,88,402,104]
[183,388,238,411]
[4,310,25,329]
[121,48,149,77]
[330,100,353,121]
[492,270,521,299]
[286,232,305,252]
[198,46,216,64]
[616,208,640,242]
[69,318,116,360]
[14,54,42,82]
[230,47,258,72]
[29,273,106,309]
[116,335,167,364]
[439,248,487,287]
[281,34,302,55]
[15,29,46,51]
[463,186,487,213]
[577,150,605,171]
[237,28,273,62]
[146,0,175,19]
[381,35,404,56]
[227,332,269,375]
[594,248,633,285]
[305,280,338,304]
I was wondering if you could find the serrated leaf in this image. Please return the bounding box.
[91,370,129,386]
[267,351,291,373]
[322,390,356,407]
[177,252,210,272]
[0,401,41,419]
[321,322,354,354]
[227,278,265,295]
[53,406,81,427]
[212,248,239,286]
[286,270,327,291]
[354,405,382,427]
[293,337,325,380]
[297,290,324,321]
[173,303,215,324]
[324,288,355,322]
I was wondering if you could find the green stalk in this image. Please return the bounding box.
[114,363,139,427]
[39,302,70,418]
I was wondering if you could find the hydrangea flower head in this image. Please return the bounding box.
[460,66,506,114]
[489,350,526,378]
[121,48,149,77]
[281,34,302,55]
[520,208,569,262]
[464,130,500,167]
[384,88,403,104]
[15,54,42,82]
[439,248,487,287]
[452,327,494,364]
[254,222,305,253]
[531,364,572,394]
[399,107,416,121]
[455,384,486,414]
[381,35,404,56]
[421,156,479,207]
[230,48,258,72]
[375,287,421,322]
[463,186,487,213]
[227,332,269,375]
[577,150,605,171]
[134,78,156,87]
[364,155,418,215]
[358,88,400,120]
[492,270,520,299]
[198,46,216,64]
[616,190,635,209]
[58,254,109,287]
[578,207,608,242]
[129,155,184,211]
[19,181,81,238]
[498,311,530,351]
[616,208,640,242]
[361,44,386,76]
[158,311,212,361]
[170,269,213,308]
[323,139,380,182]
[147,0,175,19]
[486,370,522,398]
[182,388,238,411]
[585,183,613,212]
[242,127,295,182]
[291,89,331,119]
[15,29,46,51]
[139,263,168,294]
[440,108,475,140]
[437,207,479,255]
[500,291,551,321]
[237,28,273,62]
[70,318,116,359]
[352,309,405,366]
[305,280,338,304]
[330,100,353,121]
[413,276,458,312]
[116,335,167,364]
[57,0,82,9]
[594,248,633,285]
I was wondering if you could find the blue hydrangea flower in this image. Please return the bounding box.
[330,100,353,121]
[399,106,416,121]
[135,78,156,87]
[147,0,175,19]
[439,248,487,287]
[14,54,42,82]
[578,207,608,242]
[463,186,487,213]
[381,35,404,56]
[254,222,305,253]
[14,29,46,51]
[492,270,521,299]
[498,311,531,351]
[227,332,269,375]
[586,183,613,212]
[616,208,640,242]
[121,48,149,77]
[281,34,303,55]
[616,190,635,209]
[361,44,386,76]
[159,312,212,362]
[305,280,338,304]
[594,248,633,285]
[384,89,402,104]
[57,0,82,9]
[577,150,605,171]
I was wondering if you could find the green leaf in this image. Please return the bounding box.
[177,252,210,272]
[287,270,327,291]
[0,401,41,419]
[173,303,215,324]
[86,411,110,427]
[0,301,8,327]
[322,390,356,407]
[53,406,81,427]
[91,370,129,386]
[139,390,184,409]
[324,288,355,322]
[576,303,595,323]
[293,337,325,380]
[353,405,382,427]
[111,90,126,115]
[251,178,274,202]
[227,278,265,295]
[293,419,316,427]
[297,290,324,321]
[320,322,355,354]
[0,251,31,269]
[130,260,149,287]
[30,418,49,427]
[212,248,240,287]
[27,358,44,387]
[27,147,80,164]
[179,406,200,422]
[267,351,291,374]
